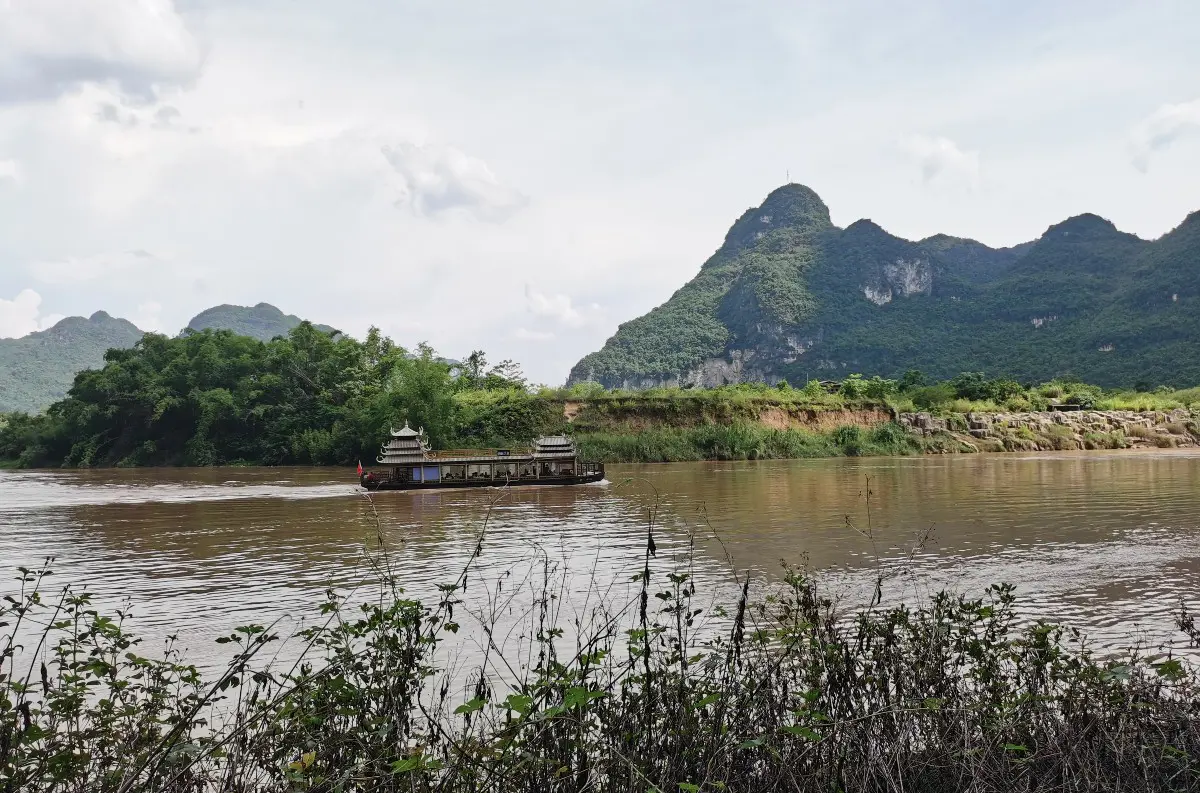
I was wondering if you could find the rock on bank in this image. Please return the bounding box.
[898,408,1199,452]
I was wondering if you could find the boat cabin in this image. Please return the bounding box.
[371,423,598,486]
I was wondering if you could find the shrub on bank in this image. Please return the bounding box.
[575,421,924,463]
[576,423,838,462]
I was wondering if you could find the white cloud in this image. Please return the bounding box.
[0,0,202,102]
[381,142,527,222]
[30,249,171,285]
[1130,98,1200,172]
[0,289,62,338]
[900,134,980,188]
[130,300,163,332]
[523,285,603,328]
[513,327,555,341]
[0,159,21,184]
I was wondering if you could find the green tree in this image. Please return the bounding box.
[899,369,927,390]
[838,374,866,399]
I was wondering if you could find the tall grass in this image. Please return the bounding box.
[1096,387,1200,412]
[576,421,924,463]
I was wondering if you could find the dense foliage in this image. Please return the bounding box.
[0,312,143,414]
[570,184,1200,389]
[3,324,1198,469]
[0,302,340,415]
[5,520,1200,792]
[0,325,538,468]
[576,421,929,463]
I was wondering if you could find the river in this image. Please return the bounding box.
[3,450,1199,673]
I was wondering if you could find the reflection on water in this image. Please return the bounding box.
[2,450,1199,670]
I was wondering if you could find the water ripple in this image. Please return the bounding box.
[2,451,1199,670]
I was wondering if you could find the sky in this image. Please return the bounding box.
[1,1,1198,384]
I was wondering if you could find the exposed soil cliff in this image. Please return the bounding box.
[561,397,892,434]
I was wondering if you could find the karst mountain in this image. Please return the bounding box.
[569,184,1200,389]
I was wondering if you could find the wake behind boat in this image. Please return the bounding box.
[358,422,604,490]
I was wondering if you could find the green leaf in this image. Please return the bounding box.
[391,757,420,774]
[1153,659,1185,680]
[1104,664,1131,682]
[454,697,486,715]
[563,686,606,709]
[502,693,533,715]
[781,725,822,741]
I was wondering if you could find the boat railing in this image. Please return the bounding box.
[577,461,604,477]
[426,448,529,460]
[362,459,604,486]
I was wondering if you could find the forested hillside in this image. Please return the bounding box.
[0,312,144,414]
[0,302,336,413]
[570,185,1200,389]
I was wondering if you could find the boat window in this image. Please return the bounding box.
[467,464,491,479]
[442,465,465,481]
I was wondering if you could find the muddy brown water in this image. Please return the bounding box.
[2,450,1199,672]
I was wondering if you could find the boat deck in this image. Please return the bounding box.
[361,462,605,491]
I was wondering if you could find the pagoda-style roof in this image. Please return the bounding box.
[533,435,576,456]
[375,430,580,466]
[378,420,432,463]
[390,421,424,438]
[536,435,573,446]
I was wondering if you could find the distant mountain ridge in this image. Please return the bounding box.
[569,185,1200,389]
[186,302,339,341]
[0,302,335,414]
[0,312,144,414]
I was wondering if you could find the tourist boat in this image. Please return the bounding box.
[358,422,605,491]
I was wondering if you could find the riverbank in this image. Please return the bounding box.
[563,395,923,461]
[3,405,1197,467]
[900,407,1200,453]
[5,347,1200,467]
[561,396,1199,462]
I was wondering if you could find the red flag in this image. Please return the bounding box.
[357,460,363,476]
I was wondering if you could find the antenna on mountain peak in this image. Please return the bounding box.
[786,169,790,183]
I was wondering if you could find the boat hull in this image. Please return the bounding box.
[360,471,606,491]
